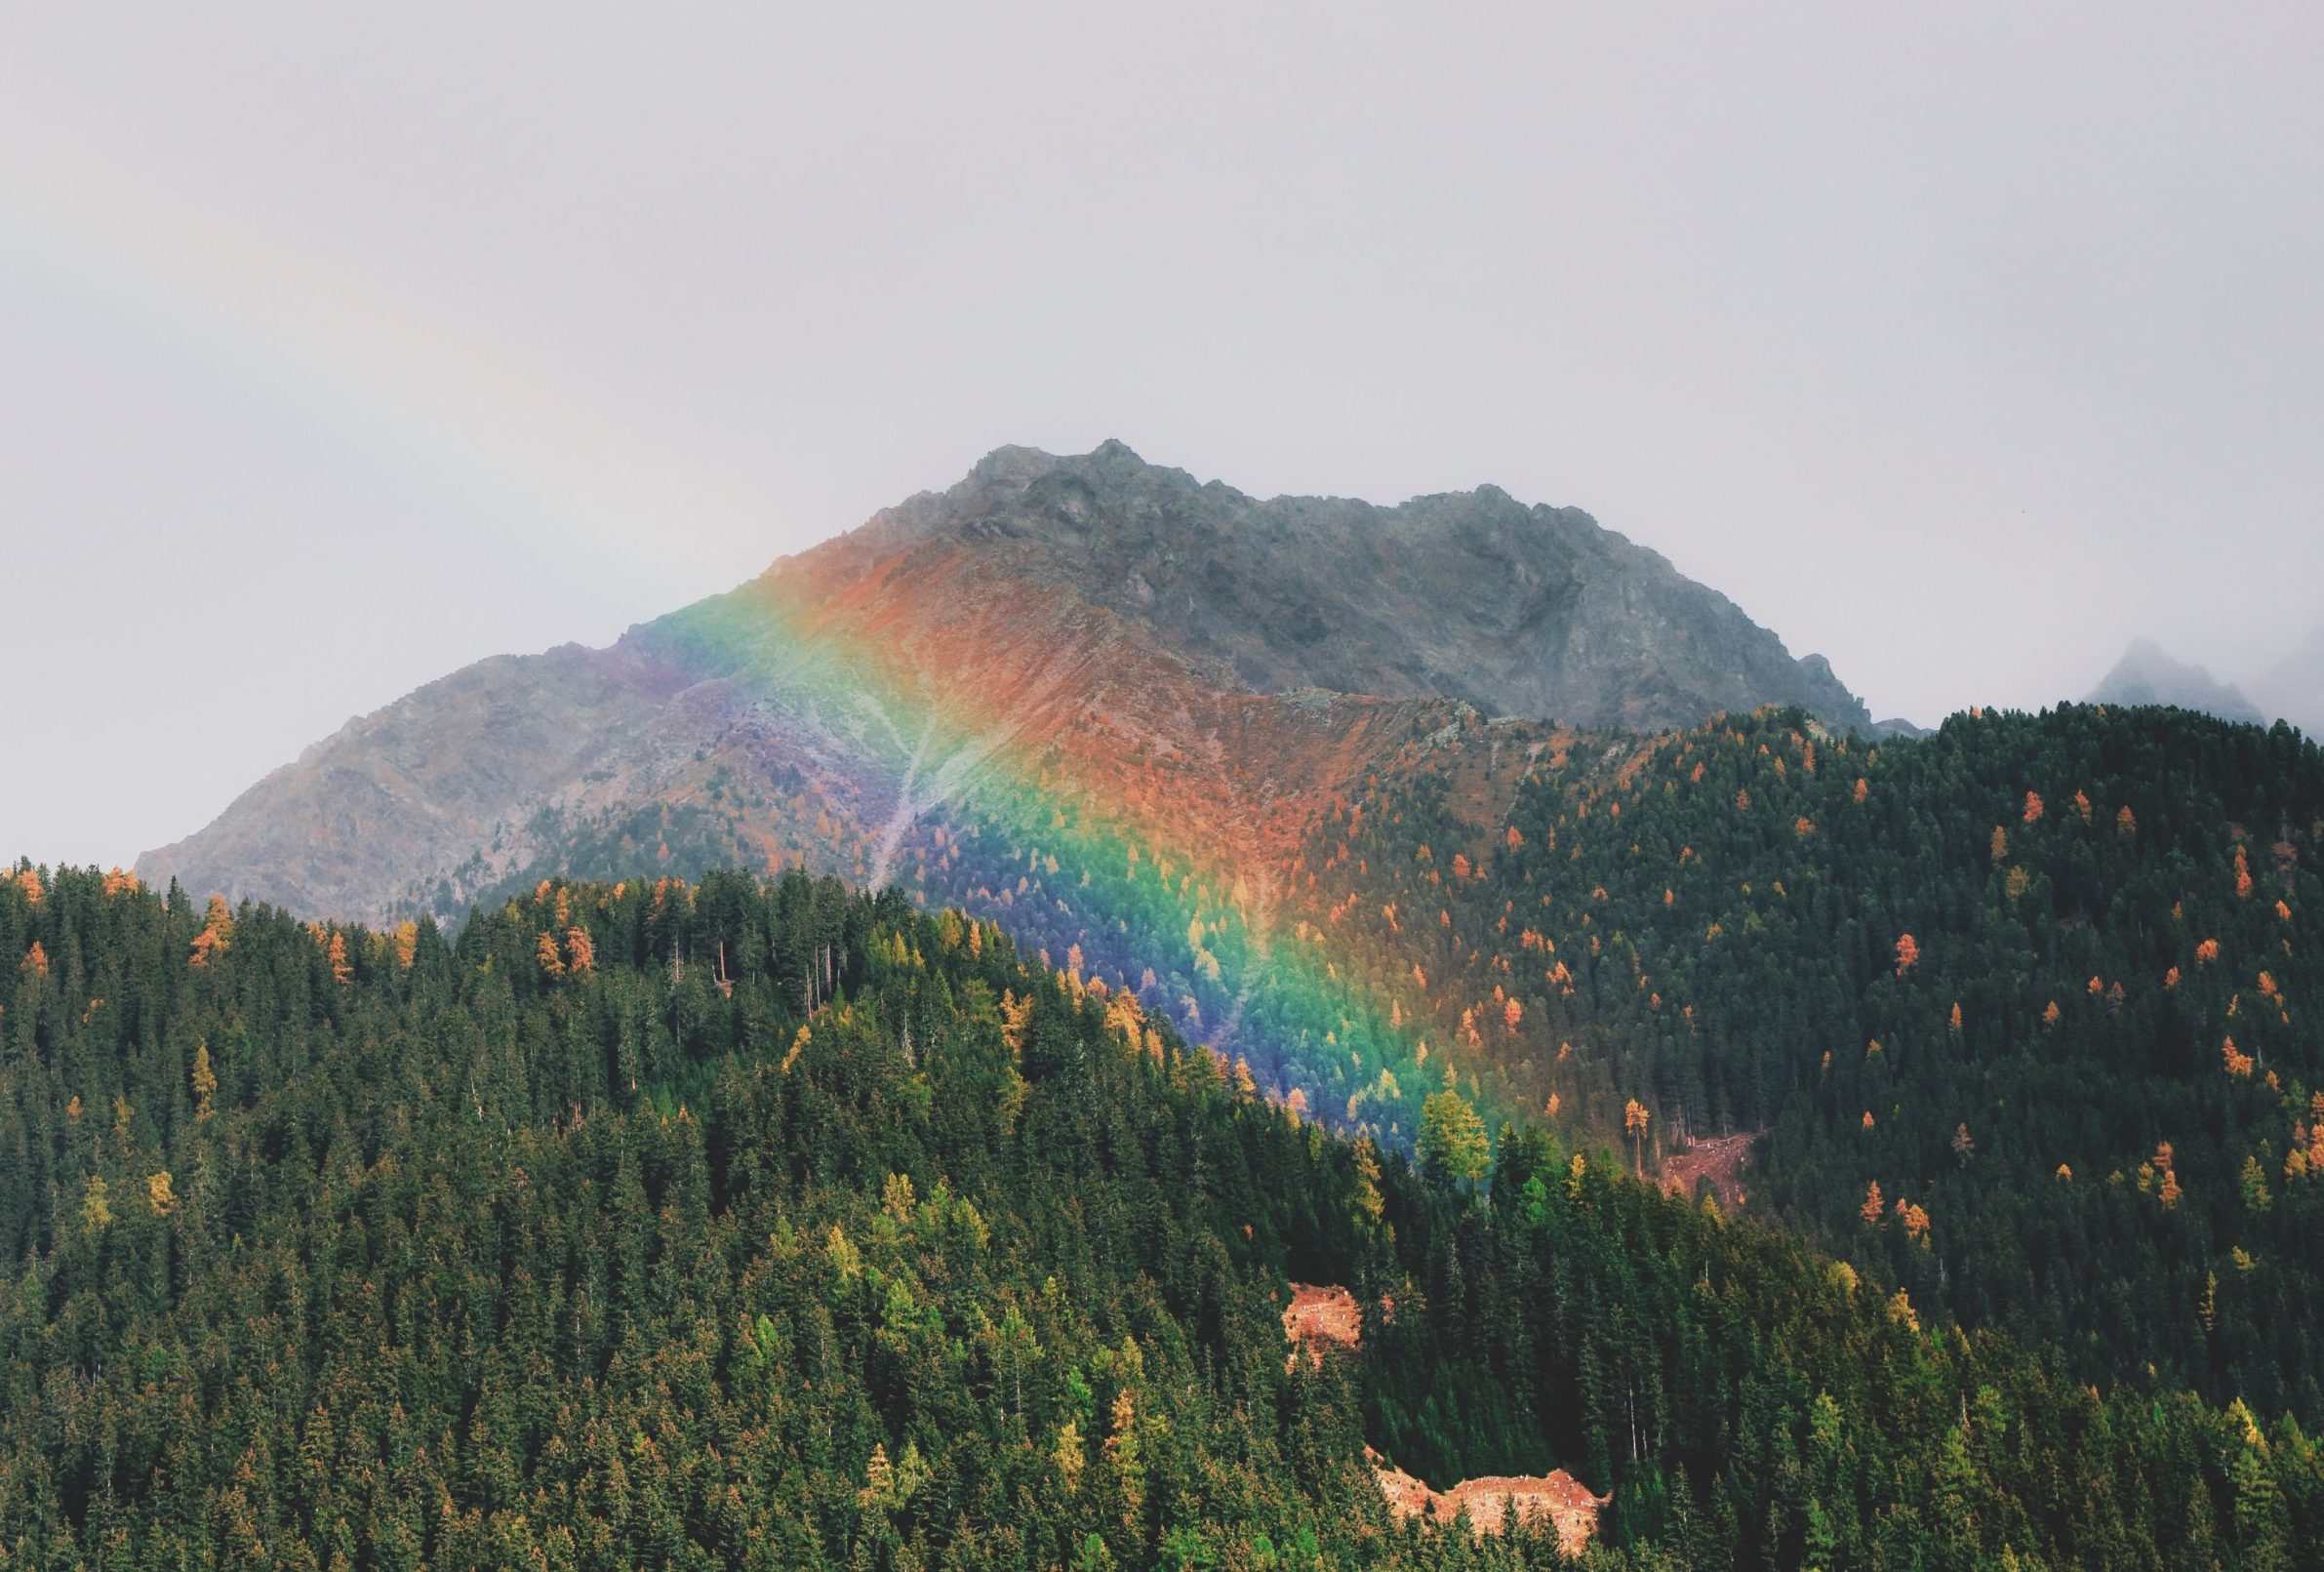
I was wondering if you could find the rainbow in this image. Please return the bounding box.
[628,571,1539,1149]
[4,112,1529,1149]
[0,106,778,583]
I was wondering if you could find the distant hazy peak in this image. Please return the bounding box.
[2087,638,2265,726]
[2252,620,2324,739]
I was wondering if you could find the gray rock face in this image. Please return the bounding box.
[139,442,1876,921]
[2086,638,2265,726]
[137,641,695,921]
[842,440,1871,734]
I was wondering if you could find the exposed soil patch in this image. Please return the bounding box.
[1291,1284,1605,1554]
[1661,1131,1757,1210]
[1283,1282,1364,1370]
[1367,1447,1606,1555]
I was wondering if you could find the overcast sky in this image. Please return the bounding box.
[4,4,2320,867]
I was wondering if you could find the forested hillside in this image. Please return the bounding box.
[123,446,1901,1193]
[2,864,2318,1567]
[1296,704,2324,1423]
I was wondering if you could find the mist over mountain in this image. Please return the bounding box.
[2254,621,2324,738]
[2085,637,2265,725]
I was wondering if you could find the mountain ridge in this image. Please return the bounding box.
[138,441,1874,925]
[771,439,1873,732]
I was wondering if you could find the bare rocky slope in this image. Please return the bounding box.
[870,441,1870,731]
[140,441,1873,927]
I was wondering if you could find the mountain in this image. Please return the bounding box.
[40,441,2324,1562]
[138,440,1871,932]
[845,442,1872,731]
[128,447,2324,1407]
[2086,636,2265,724]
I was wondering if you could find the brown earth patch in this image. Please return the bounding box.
[1291,1287,1606,1553]
[1367,1447,1605,1555]
[1661,1131,1757,1210]
[1283,1282,1364,1370]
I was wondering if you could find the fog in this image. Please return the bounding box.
[4,4,2320,865]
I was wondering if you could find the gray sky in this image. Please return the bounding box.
[5,4,2321,867]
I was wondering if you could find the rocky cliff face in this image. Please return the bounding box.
[139,441,1873,927]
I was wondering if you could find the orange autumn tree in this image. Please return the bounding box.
[1894,933,1920,976]
[188,895,233,967]
[2151,1144,2184,1210]
[1623,1098,1651,1176]
[1861,1180,1884,1227]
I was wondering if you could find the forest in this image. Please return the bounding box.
[2,861,2318,1568]
[1295,703,2324,1429]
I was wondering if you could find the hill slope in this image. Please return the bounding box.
[1289,702,2324,1419]
[2,866,2314,1568]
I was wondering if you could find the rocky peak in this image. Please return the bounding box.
[139,440,1876,923]
[779,441,1874,734]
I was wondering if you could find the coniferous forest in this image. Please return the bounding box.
[1298,704,2324,1435]
[15,6,2323,1562]
[3,856,2321,1568]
